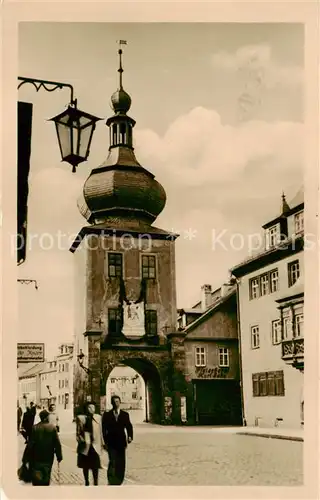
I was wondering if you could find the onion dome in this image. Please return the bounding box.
[78,43,166,226]
[111,88,131,114]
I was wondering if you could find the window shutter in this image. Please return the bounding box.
[259,373,267,396]
[275,371,285,396]
[252,374,259,396]
[267,372,276,396]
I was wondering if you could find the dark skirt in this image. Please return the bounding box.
[77,446,101,470]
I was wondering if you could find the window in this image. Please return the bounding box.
[267,224,280,248]
[58,395,61,404]
[195,347,206,367]
[62,380,64,388]
[283,317,291,340]
[132,392,137,399]
[295,313,304,338]
[65,379,68,388]
[65,363,69,372]
[142,254,156,279]
[108,253,123,278]
[108,308,122,336]
[62,395,64,405]
[270,270,279,293]
[252,371,285,397]
[288,260,300,287]
[58,380,61,389]
[294,211,304,234]
[218,348,229,367]
[251,326,260,349]
[260,274,269,296]
[110,378,116,384]
[249,269,279,300]
[249,278,259,300]
[62,364,65,372]
[272,320,281,345]
[145,310,157,336]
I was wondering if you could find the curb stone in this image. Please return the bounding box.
[237,432,303,442]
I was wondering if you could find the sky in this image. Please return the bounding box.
[17,22,304,359]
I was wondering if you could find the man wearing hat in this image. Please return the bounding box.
[23,409,63,486]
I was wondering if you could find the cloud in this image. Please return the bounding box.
[211,44,303,89]
[135,106,303,192]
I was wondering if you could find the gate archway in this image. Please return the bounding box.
[102,356,163,424]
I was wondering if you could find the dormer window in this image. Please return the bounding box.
[266,224,280,249]
[294,211,304,235]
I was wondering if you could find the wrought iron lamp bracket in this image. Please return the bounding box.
[18,76,75,105]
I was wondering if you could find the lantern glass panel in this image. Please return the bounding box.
[78,124,94,158]
[56,122,72,158]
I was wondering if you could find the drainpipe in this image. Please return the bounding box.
[234,276,246,426]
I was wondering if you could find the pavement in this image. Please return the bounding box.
[17,414,304,486]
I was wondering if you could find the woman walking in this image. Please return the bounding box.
[76,401,104,486]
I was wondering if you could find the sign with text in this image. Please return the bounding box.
[195,366,228,379]
[17,343,44,363]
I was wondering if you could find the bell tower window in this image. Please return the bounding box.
[120,123,126,144]
[112,124,117,146]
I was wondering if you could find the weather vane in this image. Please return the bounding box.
[116,40,127,89]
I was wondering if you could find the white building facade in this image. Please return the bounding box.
[56,343,74,421]
[39,360,57,408]
[106,366,144,411]
[231,189,304,429]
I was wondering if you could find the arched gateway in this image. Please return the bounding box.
[70,46,191,425]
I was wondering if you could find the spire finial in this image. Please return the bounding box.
[281,191,290,214]
[117,40,127,89]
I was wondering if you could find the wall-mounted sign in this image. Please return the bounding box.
[180,396,187,423]
[17,343,44,363]
[122,301,145,338]
[195,366,228,379]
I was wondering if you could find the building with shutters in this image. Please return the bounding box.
[231,189,304,429]
[56,343,74,420]
[106,365,144,411]
[39,359,58,408]
[178,284,242,426]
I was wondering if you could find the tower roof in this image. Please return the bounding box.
[78,43,166,226]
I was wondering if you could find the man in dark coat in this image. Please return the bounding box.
[21,402,36,443]
[102,395,133,485]
[23,409,62,486]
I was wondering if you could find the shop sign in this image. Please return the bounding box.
[195,366,228,379]
[17,343,44,363]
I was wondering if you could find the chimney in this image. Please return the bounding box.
[201,284,212,311]
[221,283,235,298]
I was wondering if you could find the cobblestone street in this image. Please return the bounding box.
[19,421,303,486]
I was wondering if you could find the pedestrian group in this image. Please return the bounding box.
[18,395,133,486]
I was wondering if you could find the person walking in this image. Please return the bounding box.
[21,402,36,443]
[17,403,23,434]
[33,405,42,425]
[22,409,62,486]
[48,404,60,432]
[102,395,133,486]
[76,401,104,486]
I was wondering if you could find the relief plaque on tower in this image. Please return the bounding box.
[122,301,145,338]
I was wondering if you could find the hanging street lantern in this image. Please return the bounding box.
[49,100,102,173]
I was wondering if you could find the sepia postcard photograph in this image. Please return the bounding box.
[1,2,319,499]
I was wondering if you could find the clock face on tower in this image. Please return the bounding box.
[122,301,145,338]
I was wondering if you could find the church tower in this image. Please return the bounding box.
[71,46,188,424]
